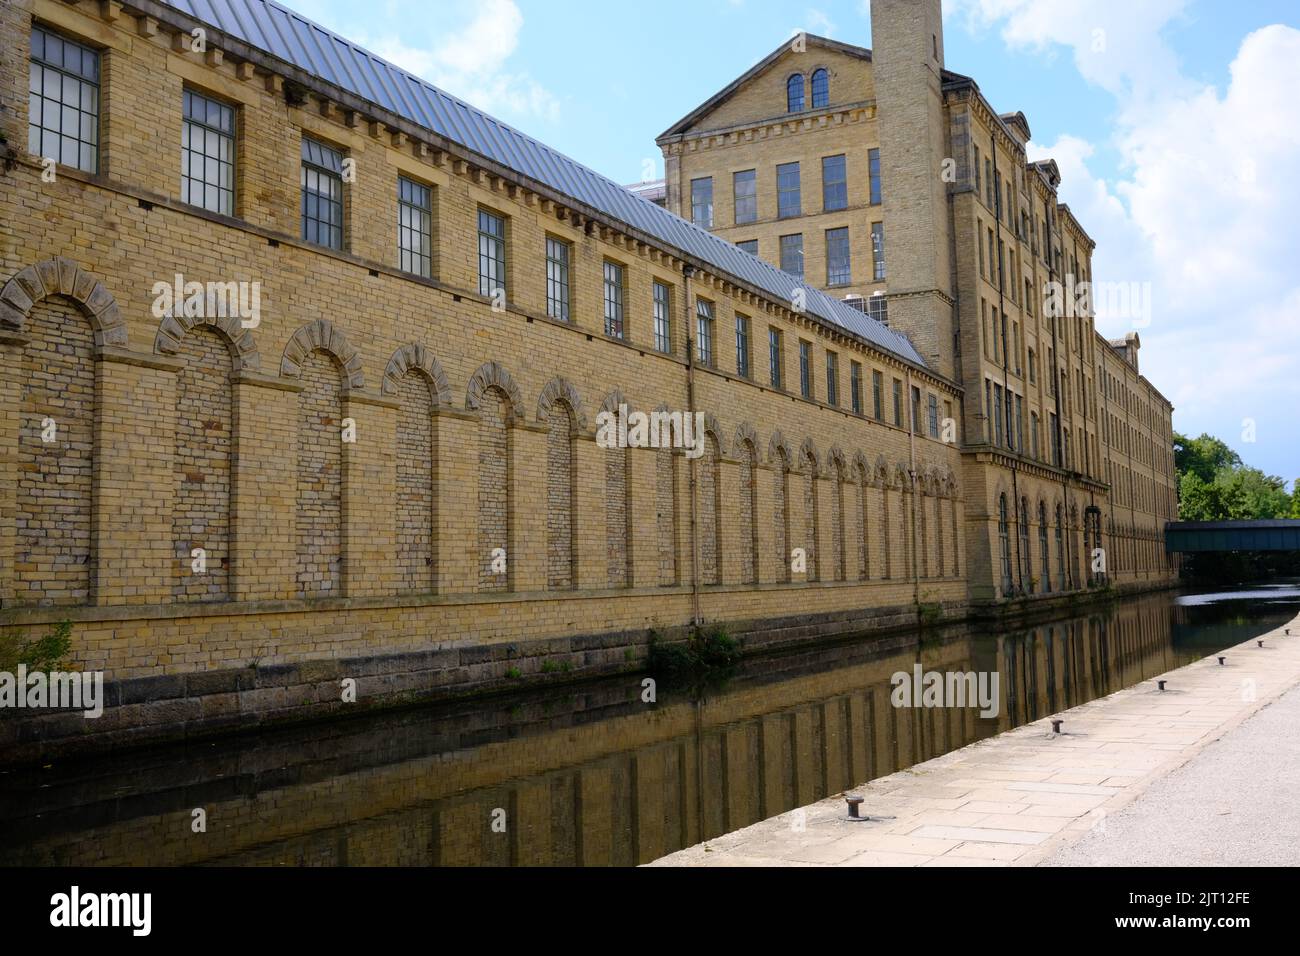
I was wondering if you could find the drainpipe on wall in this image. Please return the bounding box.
[990,131,1025,596]
[683,263,702,628]
[905,367,921,610]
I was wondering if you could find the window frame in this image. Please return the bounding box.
[821,154,847,212]
[300,136,345,251]
[28,25,101,174]
[652,280,672,353]
[733,168,757,224]
[603,260,626,339]
[182,86,237,216]
[776,162,801,219]
[397,174,433,278]
[690,176,714,228]
[477,207,508,298]
[545,235,571,322]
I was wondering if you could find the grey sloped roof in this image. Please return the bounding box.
[165,0,926,367]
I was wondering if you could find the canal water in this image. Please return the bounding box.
[2,584,1297,866]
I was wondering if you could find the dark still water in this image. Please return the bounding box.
[2,585,1297,867]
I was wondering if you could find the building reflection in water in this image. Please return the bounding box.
[0,590,1272,866]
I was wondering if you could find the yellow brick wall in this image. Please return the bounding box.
[0,0,976,685]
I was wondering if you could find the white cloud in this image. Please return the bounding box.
[968,3,1300,474]
[950,0,1192,111]
[803,9,837,38]
[362,0,558,123]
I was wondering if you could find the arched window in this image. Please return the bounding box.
[1039,502,1051,593]
[998,494,1012,596]
[786,73,805,112]
[811,68,829,108]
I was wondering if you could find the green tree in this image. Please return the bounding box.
[1173,432,1241,484]
[1178,471,1224,521]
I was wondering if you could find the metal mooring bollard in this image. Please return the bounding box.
[1258,640,1264,648]
[1157,679,1167,691]
[1218,656,1226,665]
[845,794,865,820]
[1051,719,1063,734]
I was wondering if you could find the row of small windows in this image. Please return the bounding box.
[689,149,880,229]
[786,69,830,113]
[734,223,885,288]
[27,25,936,436]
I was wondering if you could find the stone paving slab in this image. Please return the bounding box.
[649,613,1300,867]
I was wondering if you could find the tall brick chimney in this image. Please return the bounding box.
[869,0,956,379]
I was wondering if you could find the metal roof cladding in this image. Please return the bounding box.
[165,0,927,368]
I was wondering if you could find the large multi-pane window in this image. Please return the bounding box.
[826,227,850,287]
[28,26,99,173]
[653,281,671,353]
[825,352,839,406]
[737,239,758,256]
[397,176,432,278]
[822,154,847,211]
[779,234,803,277]
[811,68,829,109]
[786,73,804,112]
[696,298,714,366]
[769,328,783,390]
[691,177,713,228]
[777,162,801,218]
[733,169,757,224]
[911,386,922,434]
[799,341,811,399]
[892,378,902,427]
[868,148,882,205]
[182,89,235,215]
[478,208,506,297]
[871,222,886,280]
[850,361,862,414]
[545,237,570,321]
[867,294,888,326]
[603,261,625,339]
[928,394,940,438]
[735,314,751,378]
[872,370,884,420]
[301,138,344,250]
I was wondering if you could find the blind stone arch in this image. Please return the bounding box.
[602,390,633,587]
[736,432,759,584]
[155,311,259,372]
[827,447,848,582]
[537,376,588,432]
[698,420,724,586]
[854,453,871,581]
[0,256,127,347]
[172,325,237,603]
[477,381,516,592]
[800,441,820,582]
[295,346,347,597]
[466,360,524,416]
[773,444,793,583]
[394,366,439,594]
[654,403,678,587]
[544,395,578,590]
[381,344,451,405]
[281,319,364,391]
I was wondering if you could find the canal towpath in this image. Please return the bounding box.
[651,612,1300,866]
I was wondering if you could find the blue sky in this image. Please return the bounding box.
[284,0,1300,483]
